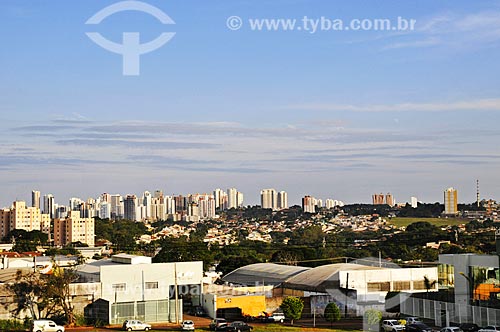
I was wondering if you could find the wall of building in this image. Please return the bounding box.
[216,295,266,317]
[100,261,203,303]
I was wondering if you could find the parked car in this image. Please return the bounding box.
[181,320,195,331]
[189,306,207,317]
[406,317,423,325]
[31,320,65,332]
[460,323,480,332]
[441,327,463,332]
[122,320,151,331]
[210,318,228,331]
[382,319,406,332]
[260,312,286,323]
[478,327,500,332]
[188,306,207,317]
[218,321,253,332]
[407,323,433,332]
[269,312,285,323]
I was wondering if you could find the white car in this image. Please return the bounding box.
[478,326,500,332]
[406,317,423,325]
[382,319,406,332]
[181,320,195,331]
[122,320,151,331]
[441,327,463,332]
[31,320,65,332]
[270,312,285,323]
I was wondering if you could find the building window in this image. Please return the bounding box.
[145,282,158,290]
[393,281,411,291]
[413,280,426,290]
[112,283,126,292]
[367,282,390,292]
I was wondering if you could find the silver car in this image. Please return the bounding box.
[122,320,151,331]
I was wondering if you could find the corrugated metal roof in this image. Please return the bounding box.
[282,263,380,292]
[222,263,311,286]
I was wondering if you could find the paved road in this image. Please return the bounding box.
[66,315,364,331]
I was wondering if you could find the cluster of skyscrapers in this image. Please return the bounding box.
[301,195,344,213]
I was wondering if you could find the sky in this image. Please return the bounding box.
[1,0,500,206]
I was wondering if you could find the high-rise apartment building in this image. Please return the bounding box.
[32,190,40,209]
[261,189,278,210]
[372,193,385,205]
[124,195,138,221]
[0,201,51,239]
[227,188,238,209]
[302,195,316,213]
[385,193,395,207]
[53,211,95,247]
[110,194,124,219]
[43,194,56,219]
[411,197,418,208]
[444,187,458,215]
[372,193,395,206]
[278,191,288,210]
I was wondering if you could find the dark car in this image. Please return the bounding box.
[218,321,253,332]
[460,324,480,332]
[188,306,207,317]
[407,323,433,332]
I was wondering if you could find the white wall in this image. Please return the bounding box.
[100,261,203,303]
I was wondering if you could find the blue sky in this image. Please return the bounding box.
[1,0,500,206]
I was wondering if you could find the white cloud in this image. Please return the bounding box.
[384,10,500,50]
[284,98,500,112]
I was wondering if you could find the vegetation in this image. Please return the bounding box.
[364,309,382,328]
[389,217,465,227]
[280,296,304,325]
[5,229,48,252]
[94,217,148,252]
[0,319,29,331]
[324,302,341,326]
[6,261,79,325]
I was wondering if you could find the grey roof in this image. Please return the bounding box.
[282,263,381,293]
[222,263,311,286]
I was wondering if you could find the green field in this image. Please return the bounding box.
[388,217,467,227]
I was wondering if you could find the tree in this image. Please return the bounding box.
[423,275,437,298]
[46,265,79,325]
[280,296,304,325]
[364,309,382,330]
[6,270,58,320]
[6,261,79,325]
[324,302,341,326]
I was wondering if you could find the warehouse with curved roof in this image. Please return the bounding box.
[222,262,311,286]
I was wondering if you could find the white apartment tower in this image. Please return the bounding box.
[278,191,288,210]
[261,189,278,210]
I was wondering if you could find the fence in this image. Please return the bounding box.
[401,297,500,326]
[110,299,182,324]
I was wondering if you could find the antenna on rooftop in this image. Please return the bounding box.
[476,179,480,208]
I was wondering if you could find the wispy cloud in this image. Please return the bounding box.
[284,98,500,112]
[383,10,500,50]
[57,139,220,150]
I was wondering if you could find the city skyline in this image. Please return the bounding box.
[2,0,500,206]
[0,184,485,211]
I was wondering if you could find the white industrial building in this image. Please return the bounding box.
[78,254,203,324]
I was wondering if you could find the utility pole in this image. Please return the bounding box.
[344,273,349,318]
[174,263,179,324]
